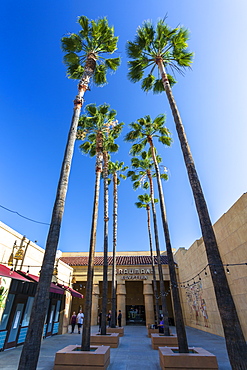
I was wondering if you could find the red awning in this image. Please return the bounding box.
[0,264,30,282]
[57,283,83,299]
[50,282,65,295]
[17,272,64,295]
[67,286,83,299]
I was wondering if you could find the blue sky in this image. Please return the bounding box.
[0,0,247,255]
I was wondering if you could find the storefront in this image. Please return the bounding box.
[0,264,82,351]
[0,264,35,350]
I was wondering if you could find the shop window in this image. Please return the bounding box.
[21,297,34,327]
[0,294,14,330]
[54,300,61,322]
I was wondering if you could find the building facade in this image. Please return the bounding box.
[175,193,247,339]
[0,193,246,350]
[0,222,82,351]
[61,252,173,327]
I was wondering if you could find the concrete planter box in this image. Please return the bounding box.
[90,333,120,348]
[54,344,110,370]
[151,333,178,350]
[159,346,218,369]
[106,327,124,337]
[147,327,159,337]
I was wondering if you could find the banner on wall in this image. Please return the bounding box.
[0,275,11,322]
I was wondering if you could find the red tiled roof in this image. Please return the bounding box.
[60,255,168,267]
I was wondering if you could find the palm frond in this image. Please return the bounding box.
[143,181,149,189]
[126,41,142,59]
[130,143,145,155]
[77,16,89,38]
[66,64,84,79]
[124,130,142,142]
[153,79,165,94]
[93,64,107,85]
[141,74,155,92]
[135,201,144,209]
[158,136,172,146]
[105,57,121,71]
[79,141,91,154]
[127,60,145,82]
[127,170,135,177]
[167,74,177,87]
[86,104,97,116]
[61,34,82,53]
[160,173,168,181]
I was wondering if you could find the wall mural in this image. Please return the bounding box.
[185,282,209,328]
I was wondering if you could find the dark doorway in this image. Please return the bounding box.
[126,305,145,325]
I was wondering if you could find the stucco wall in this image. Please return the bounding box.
[175,193,247,338]
[0,221,73,286]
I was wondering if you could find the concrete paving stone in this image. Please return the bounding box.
[0,325,232,370]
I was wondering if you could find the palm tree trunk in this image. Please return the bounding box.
[146,204,160,327]
[18,79,88,370]
[101,151,109,335]
[82,132,103,351]
[111,171,117,328]
[148,137,189,353]
[147,170,170,336]
[158,60,247,367]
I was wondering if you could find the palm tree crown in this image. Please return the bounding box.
[61,16,120,84]
[125,114,172,155]
[135,193,158,209]
[108,161,128,184]
[127,152,167,190]
[77,103,123,156]
[126,18,193,92]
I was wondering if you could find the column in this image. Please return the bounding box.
[117,281,126,326]
[143,280,155,326]
[91,283,100,325]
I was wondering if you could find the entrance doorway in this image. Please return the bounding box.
[5,296,26,349]
[126,305,145,325]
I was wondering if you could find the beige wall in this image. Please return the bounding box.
[0,221,73,284]
[175,193,247,339]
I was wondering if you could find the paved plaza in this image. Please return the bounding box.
[0,325,231,369]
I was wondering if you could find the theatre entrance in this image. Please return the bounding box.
[125,281,145,325]
[126,305,145,325]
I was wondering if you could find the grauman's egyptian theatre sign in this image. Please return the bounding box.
[117,268,152,280]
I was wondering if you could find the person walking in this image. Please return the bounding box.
[77,309,84,334]
[98,311,102,332]
[107,310,112,327]
[117,310,122,327]
[70,311,77,333]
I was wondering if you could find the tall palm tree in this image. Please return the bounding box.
[135,193,160,327]
[77,103,123,350]
[126,116,189,352]
[127,153,170,336]
[108,161,128,328]
[127,19,247,367]
[18,16,120,370]
[101,122,122,336]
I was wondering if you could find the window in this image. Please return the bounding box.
[0,294,14,330]
[54,300,61,322]
[21,297,34,327]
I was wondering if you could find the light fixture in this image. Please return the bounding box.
[14,246,24,260]
[8,253,13,266]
